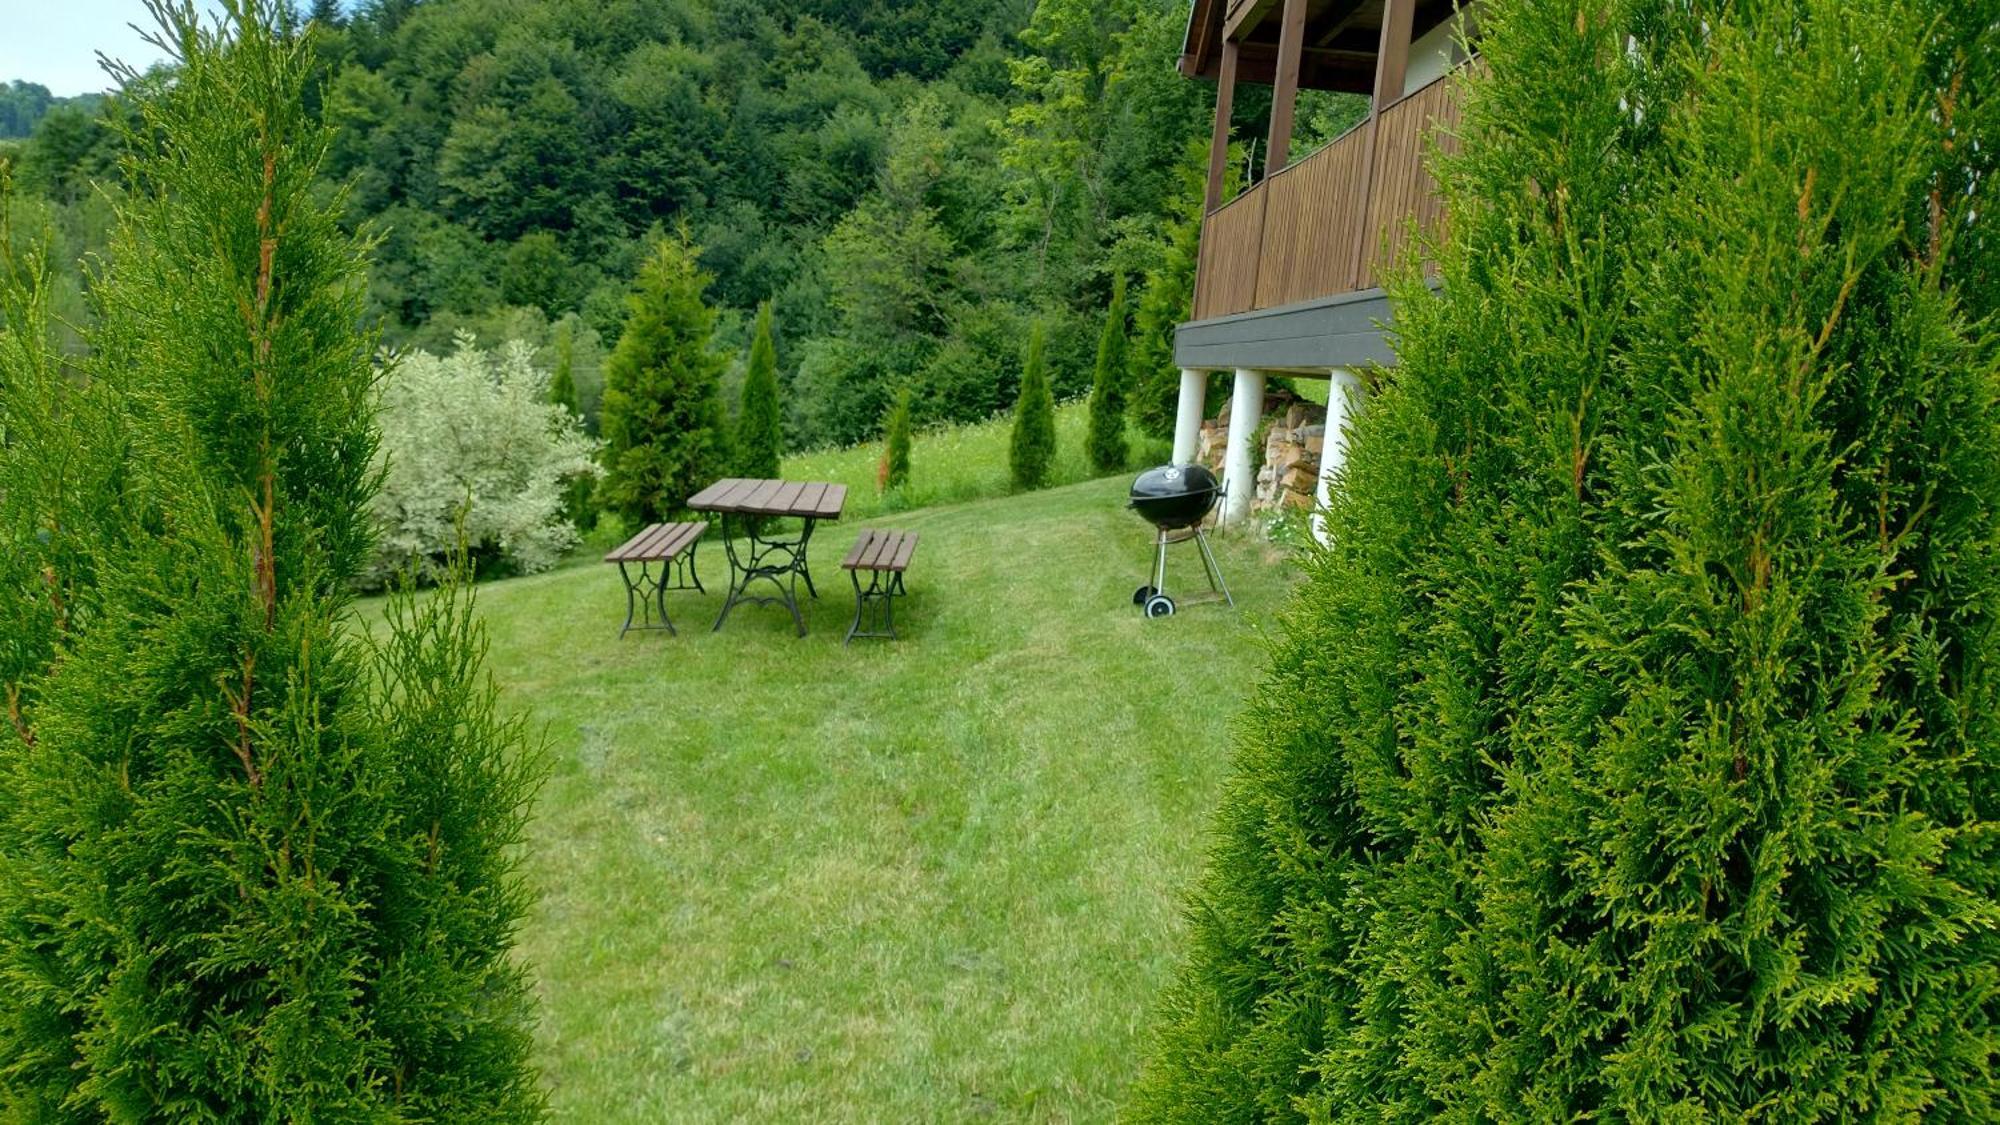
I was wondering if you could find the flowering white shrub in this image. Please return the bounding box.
[368,334,600,586]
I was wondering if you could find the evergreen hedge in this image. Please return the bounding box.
[1134,0,1999,1119]
[0,3,544,1117]
[1010,324,1057,491]
[1087,274,1131,473]
[599,232,729,525]
[737,301,782,481]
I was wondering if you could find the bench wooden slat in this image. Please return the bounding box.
[840,530,875,569]
[856,531,889,569]
[605,523,666,563]
[659,522,703,557]
[842,529,918,572]
[604,526,650,562]
[605,521,706,563]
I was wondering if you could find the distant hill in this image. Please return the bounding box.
[0,81,103,140]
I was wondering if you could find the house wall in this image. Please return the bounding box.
[1403,1,1477,96]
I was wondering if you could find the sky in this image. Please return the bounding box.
[1,2,230,97]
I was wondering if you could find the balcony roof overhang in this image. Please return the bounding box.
[1179,0,1462,93]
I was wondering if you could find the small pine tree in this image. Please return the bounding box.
[1085,274,1130,473]
[1136,0,2000,1119]
[882,386,913,492]
[0,4,543,1117]
[1009,324,1056,491]
[736,301,782,480]
[598,231,729,525]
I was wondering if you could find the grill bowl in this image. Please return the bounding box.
[1129,464,1221,530]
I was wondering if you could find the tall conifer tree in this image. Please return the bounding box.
[736,301,782,480]
[0,3,544,1117]
[1086,274,1131,473]
[598,232,729,525]
[881,386,913,492]
[1010,324,1056,491]
[1135,0,2000,1119]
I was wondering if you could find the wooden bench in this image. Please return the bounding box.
[840,529,918,644]
[604,521,706,637]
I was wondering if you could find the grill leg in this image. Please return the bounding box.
[1153,529,1170,595]
[1195,529,1234,608]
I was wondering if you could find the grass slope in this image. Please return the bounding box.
[462,475,1294,1120]
[782,402,1169,523]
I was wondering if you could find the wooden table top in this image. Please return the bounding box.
[687,478,848,519]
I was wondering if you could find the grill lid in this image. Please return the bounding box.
[1129,464,1222,529]
[1130,463,1220,502]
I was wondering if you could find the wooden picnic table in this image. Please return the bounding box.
[687,478,848,637]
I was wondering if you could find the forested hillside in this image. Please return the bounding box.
[2,0,1359,452]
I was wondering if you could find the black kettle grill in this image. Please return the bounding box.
[1127,464,1233,618]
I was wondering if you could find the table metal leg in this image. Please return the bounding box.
[712,513,815,637]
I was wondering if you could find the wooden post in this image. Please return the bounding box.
[1348,0,1418,288]
[1205,40,1239,213]
[1263,0,1308,177]
[1372,0,1416,107]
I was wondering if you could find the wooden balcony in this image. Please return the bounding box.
[1191,69,1462,322]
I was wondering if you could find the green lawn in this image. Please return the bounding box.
[779,402,1170,523]
[461,475,1297,1120]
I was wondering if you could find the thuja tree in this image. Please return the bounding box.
[737,301,782,480]
[1133,0,1999,1120]
[0,4,545,1118]
[882,386,913,492]
[599,232,729,525]
[1010,323,1056,491]
[1087,274,1132,473]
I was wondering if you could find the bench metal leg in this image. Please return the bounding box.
[614,548,704,638]
[616,560,676,638]
[844,568,906,645]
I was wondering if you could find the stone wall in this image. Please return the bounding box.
[1192,389,1328,515]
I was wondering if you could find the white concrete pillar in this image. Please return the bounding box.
[1220,368,1266,525]
[1171,368,1207,465]
[1312,368,1367,544]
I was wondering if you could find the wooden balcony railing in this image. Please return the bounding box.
[1191,69,1464,322]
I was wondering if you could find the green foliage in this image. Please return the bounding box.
[1085,273,1130,472]
[0,4,544,1117]
[1135,0,2000,1119]
[599,231,729,525]
[1130,137,1206,440]
[882,385,912,492]
[1009,324,1056,491]
[548,317,597,531]
[9,0,1222,464]
[737,301,784,479]
[549,315,582,419]
[370,336,600,586]
[0,82,92,141]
